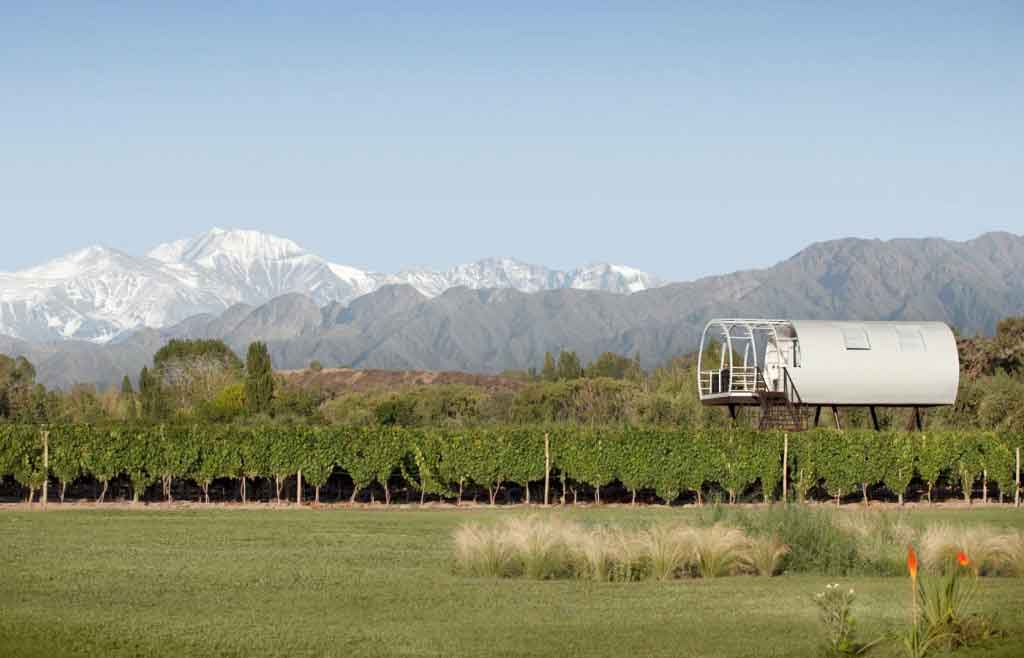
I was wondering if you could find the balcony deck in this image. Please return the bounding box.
[699,366,768,406]
[700,391,761,406]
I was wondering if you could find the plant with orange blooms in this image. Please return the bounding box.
[903,546,999,657]
[903,545,940,658]
[907,545,919,617]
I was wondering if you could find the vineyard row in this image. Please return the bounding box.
[1,424,1021,506]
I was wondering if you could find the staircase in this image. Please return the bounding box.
[755,369,806,431]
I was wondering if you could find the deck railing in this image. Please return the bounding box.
[782,367,802,407]
[699,366,759,396]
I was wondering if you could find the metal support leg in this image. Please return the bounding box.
[869,406,880,432]
[728,404,737,422]
[914,406,923,432]
[813,406,821,428]
[832,406,842,431]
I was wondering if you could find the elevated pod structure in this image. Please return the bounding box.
[697,319,959,431]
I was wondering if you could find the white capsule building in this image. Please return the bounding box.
[697,319,960,430]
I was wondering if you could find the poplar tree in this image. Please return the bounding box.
[139,366,170,421]
[541,352,557,382]
[121,375,137,421]
[245,342,275,415]
[557,351,583,381]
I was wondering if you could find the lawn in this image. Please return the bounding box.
[1,505,1022,657]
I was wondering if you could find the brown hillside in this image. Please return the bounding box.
[278,367,530,396]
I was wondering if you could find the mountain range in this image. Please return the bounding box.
[2,229,1022,390]
[0,228,662,344]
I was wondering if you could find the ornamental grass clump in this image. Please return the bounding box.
[455,517,775,582]
[570,526,622,582]
[835,511,917,576]
[451,512,1024,584]
[726,505,860,576]
[610,529,652,582]
[744,534,790,577]
[1009,531,1024,577]
[638,524,695,581]
[692,524,749,578]
[453,523,518,578]
[505,516,573,580]
[919,524,1018,576]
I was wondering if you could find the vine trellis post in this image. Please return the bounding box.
[543,432,551,507]
[782,433,788,504]
[1016,447,1021,508]
[41,429,49,511]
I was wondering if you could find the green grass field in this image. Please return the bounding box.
[2,505,1022,657]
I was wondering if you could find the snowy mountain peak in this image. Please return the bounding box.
[1,227,664,343]
[17,245,141,279]
[569,263,662,294]
[149,228,308,268]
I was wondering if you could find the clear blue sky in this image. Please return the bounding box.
[1,2,1021,280]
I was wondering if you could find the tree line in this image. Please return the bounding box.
[0,340,282,425]
[2,318,1024,432]
[1,423,1019,506]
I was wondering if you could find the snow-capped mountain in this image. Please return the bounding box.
[147,228,387,306]
[392,258,662,297]
[0,246,225,343]
[567,263,660,293]
[393,257,569,297]
[0,228,664,343]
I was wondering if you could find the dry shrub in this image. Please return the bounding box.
[504,516,573,580]
[453,523,518,577]
[836,511,917,547]
[455,513,1024,583]
[610,530,652,582]
[1008,531,1024,577]
[570,526,632,581]
[744,534,790,576]
[692,524,749,578]
[835,511,918,576]
[575,527,652,582]
[920,524,1018,576]
[570,526,616,581]
[639,524,695,580]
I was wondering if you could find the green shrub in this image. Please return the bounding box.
[723,506,860,576]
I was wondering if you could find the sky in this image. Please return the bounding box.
[1,2,1022,281]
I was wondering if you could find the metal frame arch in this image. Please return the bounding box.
[698,318,800,400]
[698,319,732,397]
[741,321,758,370]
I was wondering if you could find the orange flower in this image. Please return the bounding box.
[907,546,919,579]
[957,551,969,567]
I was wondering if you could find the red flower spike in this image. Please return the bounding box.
[907,546,919,579]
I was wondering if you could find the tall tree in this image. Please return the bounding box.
[245,342,275,414]
[0,355,37,419]
[121,375,138,421]
[585,352,644,381]
[153,339,243,411]
[541,352,557,382]
[64,384,106,423]
[139,367,152,419]
[139,366,170,421]
[557,351,583,381]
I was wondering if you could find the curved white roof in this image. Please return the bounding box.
[787,321,959,406]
